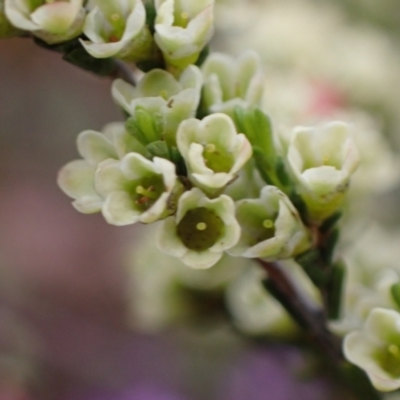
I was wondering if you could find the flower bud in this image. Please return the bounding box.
[287,121,359,224]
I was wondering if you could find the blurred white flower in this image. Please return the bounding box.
[126,224,246,332]
[287,121,359,224]
[80,0,154,61]
[344,308,400,392]
[225,265,295,337]
[154,0,214,70]
[201,50,264,116]
[5,0,85,44]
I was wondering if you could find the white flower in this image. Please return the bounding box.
[226,265,295,337]
[344,308,400,392]
[0,0,21,37]
[80,0,154,61]
[57,122,147,213]
[228,186,311,259]
[95,153,181,226]
[5,0,85,44]
[201,50,264,116]
[112,65,203,146]
[287,121,359,224]
[157,188,240,269]
[127,224,246,332]
[177,113,252,192]
[154,0,214,70]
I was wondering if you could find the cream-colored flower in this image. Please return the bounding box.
[112,65,202,146]
[80,0,154,61]
[287,121,359,224]
[226,265,295,337]
[154,0,214,70]
[201,50,264,116]
[5,0,85,44]
[57,122,146,213]
[344,308,400,392]
[157,188,240,269]
[228,186,311,259]
[177,113,252,192]
[95,153,181,226]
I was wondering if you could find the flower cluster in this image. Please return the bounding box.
[7,0,392,394]
[1,0,214,71]
[56,40,361,274]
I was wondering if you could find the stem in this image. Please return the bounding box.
[257,259,343,362]
[257,259,382,399]
[109,59,136,86]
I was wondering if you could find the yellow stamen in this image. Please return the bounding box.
[205,143,216,153]
[159,90,168,100]
[388,344,400,359]
[136,186,157,199]
[181,12,189,20]
[322,154,330,165]
[263,219,274,229]
[111,13,121,22]
[196,222,207,231]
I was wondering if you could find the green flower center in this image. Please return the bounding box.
[376,343,400,378]
[127,175,165,212]
[177,207,224,251]
[203,143,234,173]
[258,218,276,241]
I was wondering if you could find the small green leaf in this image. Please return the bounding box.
[125,117,148,146]
[146,140,171,159]
[321,228,340,265]
[195,45,210,67]
[391,282,400,308]
[320,212,342,234]
[275,157,291,187]
[170,147,187,176]
[144,0,157,33]
[327,261,346,320]
[135,106,161,143]
[296,250,327,287]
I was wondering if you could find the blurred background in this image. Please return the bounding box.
[1,0,400,399]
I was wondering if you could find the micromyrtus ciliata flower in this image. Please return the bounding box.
[57,122,147,213]
[287,121,359,224]
[177,113,252,193]
[201,50,264,116]
[158,188,240,269]
[95,153,181,226]
[5,0,85,44]
[80,0,154,61]
[154,0,214,70]
[228,186,311,259]
[344,308,400,392]
[112,65,203,146]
